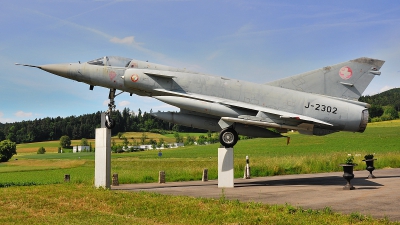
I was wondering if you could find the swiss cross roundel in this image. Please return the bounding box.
[339,66,353,80]
[131,74,139,82]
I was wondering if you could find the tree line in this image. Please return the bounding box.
[0,108,203,144]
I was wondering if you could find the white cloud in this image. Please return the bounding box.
[0,111,14,123]
[379,85,395,93]
[103,99,110,106]
[110,36,135,45]
[118,100,131,107]
[15,111,33,118]
[365,85,396,96]
[206,50,223,61]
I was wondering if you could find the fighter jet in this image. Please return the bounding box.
[16,56,384,147]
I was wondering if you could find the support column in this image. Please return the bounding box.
[95,127,111,188]
[218,147,234,188]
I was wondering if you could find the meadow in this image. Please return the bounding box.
[1,120,400,224]
[2,120,400,185]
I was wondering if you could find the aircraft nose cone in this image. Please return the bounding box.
[39,63,70,78]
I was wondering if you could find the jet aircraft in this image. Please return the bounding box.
[16,56,384,147]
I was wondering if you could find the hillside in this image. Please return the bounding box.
[359,88,400,111]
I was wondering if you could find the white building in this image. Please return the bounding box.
[73,146,90,153]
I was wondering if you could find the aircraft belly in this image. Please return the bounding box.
[151,112,282,138]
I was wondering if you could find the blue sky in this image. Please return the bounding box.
[1,0,400,123]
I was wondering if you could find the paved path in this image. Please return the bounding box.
[112,168,400,221]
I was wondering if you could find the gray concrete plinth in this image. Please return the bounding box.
[218,147,234,188]
[95,128,111,188]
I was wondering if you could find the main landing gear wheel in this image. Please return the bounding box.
[219,128,238,148]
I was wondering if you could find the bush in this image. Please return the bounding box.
[37,147,46,154]
[0,140,17,162]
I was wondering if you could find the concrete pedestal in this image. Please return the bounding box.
[95,128,111,188]
[218,147,234,188]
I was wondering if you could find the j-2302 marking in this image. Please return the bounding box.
[304,102,338,114]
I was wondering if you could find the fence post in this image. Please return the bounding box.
[112,173,119,186]
[159,171,165,184]
[244,156,251,179]
[202,168,208,182]
[64,174,70,182]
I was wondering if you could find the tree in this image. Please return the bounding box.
[369,105,384,118]
[80,138,89,146]
[148,138,157,146]
[140,132,147,144]
[0,130,5,142]
[184,135,196,146]
[117,132,123,139]
[60,135,71,148]
[0,140,17,162]
[157,138,164,148]
[6,126,16,142]
[174,132,183,143]
[37,147,46,154]
[383,106,399,120]
[197,135,207,145]
[122,136,129,150]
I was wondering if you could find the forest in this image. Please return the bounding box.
[0,108,202,144]
[1,88,399,144]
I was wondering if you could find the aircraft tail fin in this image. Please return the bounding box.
[266,57,385,100]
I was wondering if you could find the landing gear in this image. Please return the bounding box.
[219,128,238,148]
[105,112,115,129]
[105,89,116,129]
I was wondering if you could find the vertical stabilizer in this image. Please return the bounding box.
[266,57,385,100]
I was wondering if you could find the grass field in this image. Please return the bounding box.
[1,120,400,185]
[1,183,396,224]
[1,120,400,224]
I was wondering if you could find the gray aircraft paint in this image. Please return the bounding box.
[16,56,384,142]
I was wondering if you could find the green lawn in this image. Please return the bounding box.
[1,120,399,185]
[1,120,399,224]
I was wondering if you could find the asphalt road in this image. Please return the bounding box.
[112,168,400,221]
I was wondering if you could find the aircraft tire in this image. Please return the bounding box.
[105,117,115,129]
[219,128,238,148]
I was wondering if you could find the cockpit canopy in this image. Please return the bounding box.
[87,56,132,67]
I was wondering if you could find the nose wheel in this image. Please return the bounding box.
[219,128,238,148]
[105,112,115,129]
